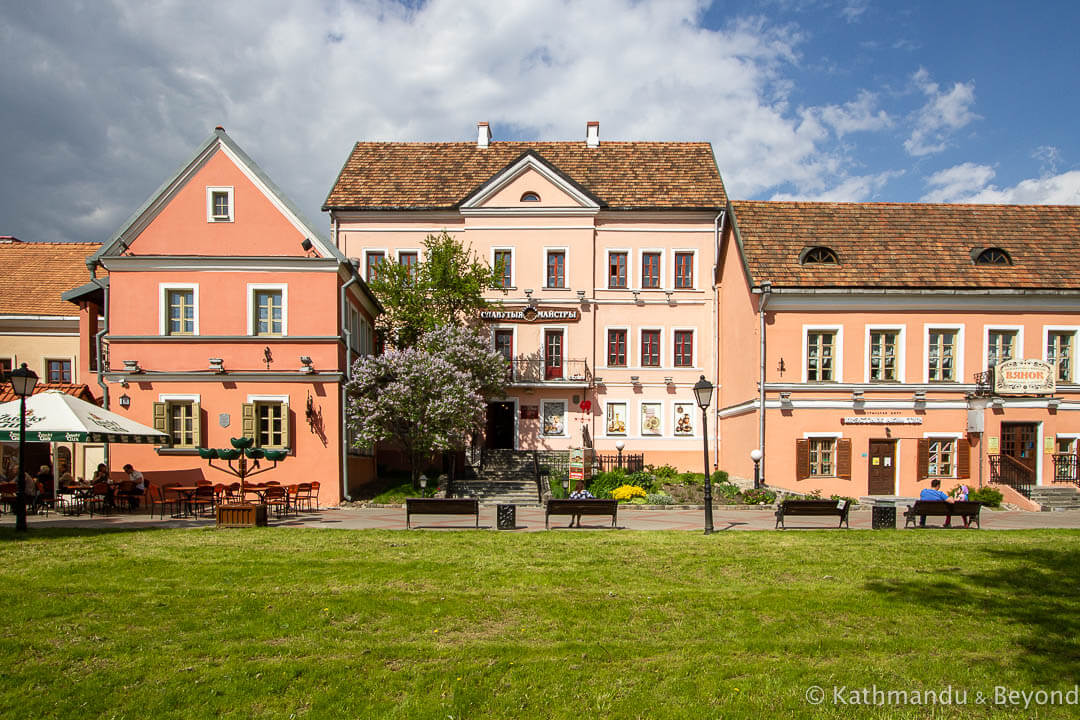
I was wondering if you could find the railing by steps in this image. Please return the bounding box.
[989,453,1036,498]
[1051,453,1079,487]
[532,450,547,502]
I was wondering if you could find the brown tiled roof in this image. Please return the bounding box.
[0,383,96,403]
[731,201,1080,289]
[324,142,726,210]
[0,241,99,316]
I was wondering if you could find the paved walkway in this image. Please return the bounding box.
[4,505,1080,532]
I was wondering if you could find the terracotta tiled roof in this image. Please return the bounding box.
[324,142,726,210]
[731,201,1080,289]
[0,383,97,404]
[0,241,99,316]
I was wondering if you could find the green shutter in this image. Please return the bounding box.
[280,404,290,451]
[152,402,167,434]
[242,403,256,441]
[191,402,202,448]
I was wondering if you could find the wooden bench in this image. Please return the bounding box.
[904,500,981,529]
[775,499,851,529]
[406,497,479,529]
[545,499,618,529]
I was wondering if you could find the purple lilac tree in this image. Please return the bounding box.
[345,326,506,484]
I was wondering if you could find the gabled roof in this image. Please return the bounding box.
[0,241,100,316]
[731,201,1080,290]
[89,127,339,265]
[459,151,603,210]
[324,141,726,211]
[0,383,96,404]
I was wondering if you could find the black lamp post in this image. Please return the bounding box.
[750,448,763,489]
[693,375,714,535]
[9,363,39,533]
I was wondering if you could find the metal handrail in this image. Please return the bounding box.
[988,453,1036,497]
[1051,453,1079,486]
[505,358,590,383]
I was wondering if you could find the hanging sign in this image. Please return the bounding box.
[569,448,585,482]
[994,359,1055,395]
[479,307,580,323]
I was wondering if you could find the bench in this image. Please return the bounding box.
[545,499,618,529]
[405,497,479,529]
[904,500,981,529]
[775,499,851,529]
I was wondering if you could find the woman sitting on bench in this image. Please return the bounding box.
[568,480,594,528]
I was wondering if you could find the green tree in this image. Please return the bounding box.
[368,231,502,348]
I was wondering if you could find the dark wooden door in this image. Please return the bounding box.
[867,439,896,495]
[1002,422,1038,471]
[485,402,515,449]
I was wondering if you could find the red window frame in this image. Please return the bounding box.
[641,330,660,367]
[398,251,418,278]
[365,252,384,282]
[607,329,627,366]
[608,252,627,289]
[674,252,693,289]
[545,330,564,379]
[641,252,661,288]
[494,250,512,288]
[674,330,693,367]
[546,251,565,288]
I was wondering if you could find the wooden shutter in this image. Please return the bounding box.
[956,437,971,479]
[795,439,810,480]
[917,438,930,480]
[242,403,256,441]
[836,439,852,479]
[191,402,202,448]
[152,402,166,433]
[280,404,290,451]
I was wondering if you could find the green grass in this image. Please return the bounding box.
[2,528,1079,718]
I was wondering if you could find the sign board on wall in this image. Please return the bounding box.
[841,417,923,425]
[479,307,580,323]
[994,359,1055,395]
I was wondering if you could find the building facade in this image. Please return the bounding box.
[324,122,727,469]
[718,201,1080,503]
[87,128,380,505]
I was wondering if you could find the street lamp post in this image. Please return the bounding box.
[9,363,39,533]
[750,448,763,489]
[693,375,714,535]
[614,439,625,469]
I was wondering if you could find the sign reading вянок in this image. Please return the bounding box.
[994,359,1055,395]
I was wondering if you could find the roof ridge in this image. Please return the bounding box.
[734,200,1080,210]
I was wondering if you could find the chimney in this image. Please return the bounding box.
[586,121,599,148]
[477,121,491,148]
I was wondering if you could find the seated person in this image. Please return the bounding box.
[918,478,955,528]
[568,480,593,528]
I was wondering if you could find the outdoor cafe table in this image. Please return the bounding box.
[168,486,202,518]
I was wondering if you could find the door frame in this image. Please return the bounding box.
[544,328,565,380]
[486,397,519,450]
[1000,421,1043,487]
[867,438,898,495]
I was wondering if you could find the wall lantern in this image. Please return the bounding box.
[118,394,131,408]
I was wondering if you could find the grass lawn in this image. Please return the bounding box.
[2,528,1079,718]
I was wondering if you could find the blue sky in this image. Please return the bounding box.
[2,0,1079,244]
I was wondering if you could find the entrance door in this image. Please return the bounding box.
[1001,422,1038,472]
[867,439,896,495]
[544,330,563,380]
[486,402,515,449]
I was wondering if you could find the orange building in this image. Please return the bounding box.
[80,128,380,504]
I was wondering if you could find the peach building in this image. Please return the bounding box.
[718,201,1080,504]
[84,128,380,505]
[324,122,727,469]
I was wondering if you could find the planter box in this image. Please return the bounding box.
[216,503,267,528]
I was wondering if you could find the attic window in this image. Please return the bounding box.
[974,247,1012,266]
[800,246,839,265]
[206,186,234,222]
[520,192,541,202]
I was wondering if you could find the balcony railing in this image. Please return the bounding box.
[1052,453,1079,487]
[988,453,1036,498]
[505,358,590,384]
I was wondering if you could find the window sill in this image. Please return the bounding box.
[156,447,199,456]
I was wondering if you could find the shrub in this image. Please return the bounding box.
[630,497,648,505]
[646,492,676,505]
[587,468,630,498]
[548,474,568,499]
[647,464,681,481]
[830,495,859,506]
[741,488,776,505]
[710,469,729,485]
[678,471,706,485]
[612,485,647,502]
[970,487,1003,508]
[715,483,741,499]
[627,470,658,492]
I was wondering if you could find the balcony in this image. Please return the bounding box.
[506,358,591,386]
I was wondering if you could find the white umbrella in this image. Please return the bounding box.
[0,390,168,444]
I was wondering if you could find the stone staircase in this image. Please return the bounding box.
[452,449,541,505]
[1029,485,1080,512]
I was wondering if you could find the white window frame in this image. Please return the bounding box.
[491,247,516,289]
[671,327,697,369]
[540,399,569,438]
[43,356,75,384]
[673,400,697,437]
[802,324,844,383]
[206,186,234,222]
[637,248,665,291]
[1043,325,1080,384]
[362,248,388,282]
[543,246,569,289]
[639,400,664,437]
[159,283,199,336]
[983,325,1024,371]
[922,323,965,384]
[803,432,842,478]
[604,248,632,290]
[922,433,963,479]
[603,325,630,369]
[671,248,698,290]
[159,393,201,447]
[604,400,629,437]
[246,283,288,337]
[864,325,906,384]
[639,326,664,369]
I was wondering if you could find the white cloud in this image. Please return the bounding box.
[0,0,905,242]
[770,169,903,202]
[904,68,978,156]
[921,162,1080,205]
[840,1,869,23]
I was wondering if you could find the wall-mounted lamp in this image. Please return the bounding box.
[300,356,315,374]
[263,346,273,370]
[780,391,793,409]
[665,291,676,305]
[629,375,640,383]
[118,393,131,408]
[119,378,129,388]
[990,396,1005,409]
[122,360,142,373]
[209,358,226,374]
[300,238,313,252]
[663,376,673,384]
[913,390,927,403]
[851,389,865,403]
[1048,397,1061,410]
[632,290,641,304]
[576,290,587,304]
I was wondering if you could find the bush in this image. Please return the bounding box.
[678,472,706,485]
[627,470,658,492]
[587,468,629,498]
[970,487,1003,508]
[741,488,776,505]
[612,485,647,502]
[630,497,648,505]
[548,474,568,499]
[715,482,741,499]
[831,495,860,506]
[710,469,729,485]
[646,492,676,505]
[647,464,681,481]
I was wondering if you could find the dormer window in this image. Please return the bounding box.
[974,247,1011,265]
[520,192,541,202]
[800,246,839,265]
[206,186,234,222]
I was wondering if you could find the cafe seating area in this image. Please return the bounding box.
[144,479,321,520]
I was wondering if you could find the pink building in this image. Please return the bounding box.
[324,122,726,469]
[80,128,380,504]
[718,201,1080,505]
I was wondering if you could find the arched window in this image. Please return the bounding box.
[974,247,1012,265]
[800,246,839,265]
[520,192,541,202]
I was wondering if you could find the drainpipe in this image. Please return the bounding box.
[339,269,359,502]
[757,280,772,484]
[90,264,110,470]
[712,211,724,470]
